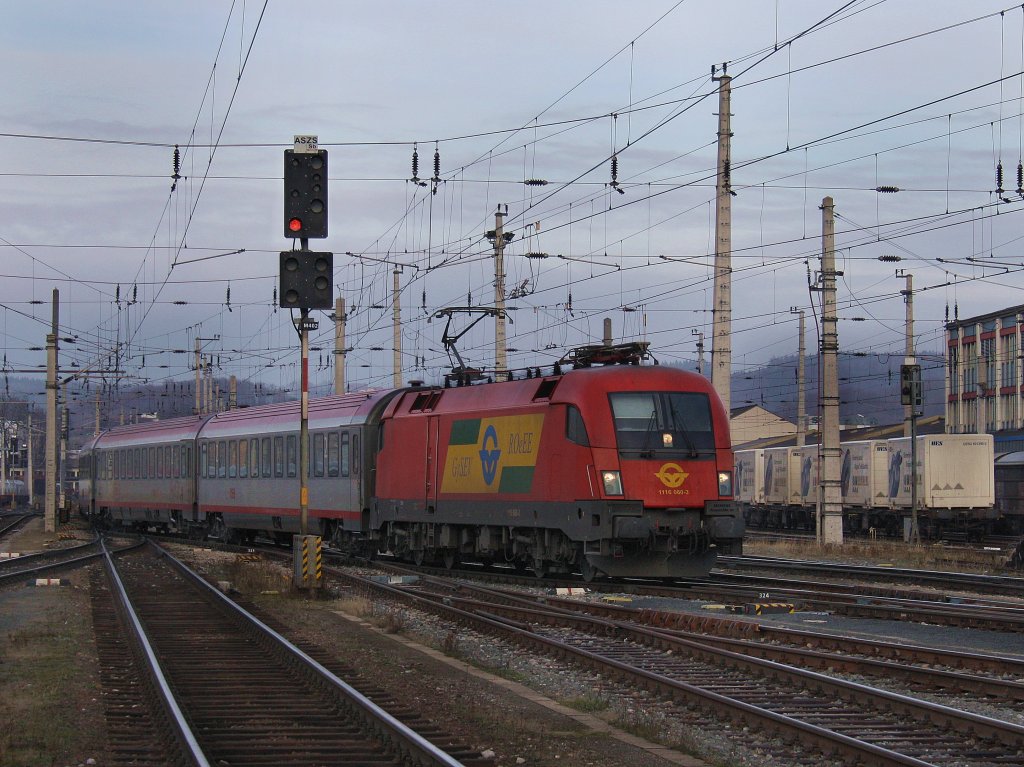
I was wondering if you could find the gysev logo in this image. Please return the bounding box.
[655,462,690,495]
[442,414,545,494]
[479,425,501,485]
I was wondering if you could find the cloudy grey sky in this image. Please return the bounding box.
[1,1,1022,407]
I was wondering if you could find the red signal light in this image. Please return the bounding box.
[288,217,303,233]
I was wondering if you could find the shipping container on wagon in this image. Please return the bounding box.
[886,434,995,511]
[791,446,819,505]
[734,449,765,506]
[763,446,800,506]
[841,440,890,509]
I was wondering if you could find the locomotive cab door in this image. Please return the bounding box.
[425,415,440,513]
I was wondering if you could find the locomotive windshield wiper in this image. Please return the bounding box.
[639,409,658,458]
[669,403,699,458]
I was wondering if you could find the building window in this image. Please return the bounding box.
[981,337,996,389]
[948,344,959,395]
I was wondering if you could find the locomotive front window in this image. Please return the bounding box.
[609,391,715,456]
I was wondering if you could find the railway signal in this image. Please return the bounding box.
[279,251,333,310]
[283,147,328,239]
[900,363,922,410]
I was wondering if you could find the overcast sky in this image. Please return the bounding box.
[2,1,1022,410]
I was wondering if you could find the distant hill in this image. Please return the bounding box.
[724,351,944,426]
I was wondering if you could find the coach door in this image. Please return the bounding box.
[425,415,440,513]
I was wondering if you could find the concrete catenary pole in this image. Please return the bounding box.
[493,207,508,381]
[229,375,237,410]
[334,297,346,394]
[392,270,402,388]
[27,410,34,508]
[899,271,915,437]
[792,308,807,447]
[820,197,843,545]
[194,337,201,415]
[711,65,733,413]
[44,289,58,532]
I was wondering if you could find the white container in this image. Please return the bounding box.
[763,447,801,506]
[734,449,765,505]
[790,446,819,505]
[841,440,890,509]
[885,434,994,510]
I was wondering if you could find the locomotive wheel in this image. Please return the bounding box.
[579,555,600,583]
[531,557,548,578]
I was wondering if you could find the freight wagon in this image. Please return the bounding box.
[737,434,996,539]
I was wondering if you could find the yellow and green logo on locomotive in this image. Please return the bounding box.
[442,414,545,494]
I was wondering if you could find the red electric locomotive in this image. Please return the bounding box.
[80,359,741,579]
[375,364,740,578]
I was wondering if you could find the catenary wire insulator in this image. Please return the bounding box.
[996,163,1005,194]
[411,144,420,182]
[432,147,440,182]
[1016,163,1023,195]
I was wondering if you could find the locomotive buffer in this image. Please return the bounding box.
[281,134,332,590]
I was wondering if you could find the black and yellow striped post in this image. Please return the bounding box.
[314,536,323,587]
[293,534,322,590]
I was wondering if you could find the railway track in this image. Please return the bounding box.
[0,534,108,586]
[329,561,1024,767]
[380,553,1024,633]
[433,577,1024,707]
[95,541,487,766]
[719,553,1024,597]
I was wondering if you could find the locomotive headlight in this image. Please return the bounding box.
[601,470,623,496]
[718,470,733,496]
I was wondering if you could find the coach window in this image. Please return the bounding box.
[249,438,259,479]
[273,436,284,477]
[200,443,208,478]
[216,441,226,478]
[156,448,163,479]
[185,446,192,478]
[228,441,238,478]
[165,446,172,478]
[286,435,297,478]
[261,438,272,478]
[171,445,179,478]
[352,434,360,475]
[339,433,350,477]
[327,432,339,477]
[313,432,325,477]
[141,448,148,479]
[150,447,157,477]
[238,439,248,478]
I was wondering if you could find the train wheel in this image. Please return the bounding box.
[531,557,548,578]
[579,555,599,583]
[442,550,459,570]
